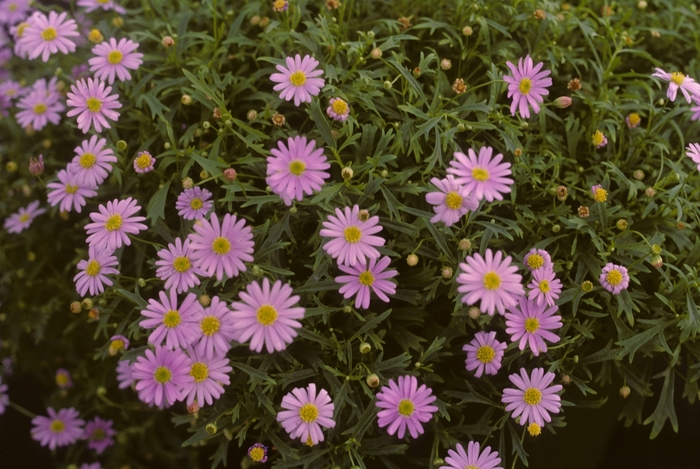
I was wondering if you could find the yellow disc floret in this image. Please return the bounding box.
[289,70,307,87]
[154,366,172,383]
[173,256,191,273]
[523,387,542,406]
[476,345,495,363]
[86,97,102,113]
[79,152,97,168]
[670,72,685,85]
[33,103,47,114]
[298,403,319,423]
[538,279,550,293]
[359,271,374,286]
[189,362,209,382]
[104,214,122,231]
[445,191,463,210]
[211,237,231,255]
[471,167,490,181]
[86,260,101,276]
[482,271,501,290]
[606,269,623,286]
[518,77,532,94]
[50,420,65,433]
[256,304,278,326]
[108,50,123,64]
[398,399,414,416]
[525,318,540,333]
[200,316,220,335]
[41,27,57,41]
[343,226,362,244]
[331,99,348,115]
[163,310,181,328]
[289,160,306,176]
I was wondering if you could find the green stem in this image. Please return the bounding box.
[9,401,36,419]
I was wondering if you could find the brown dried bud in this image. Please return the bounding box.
[406,254,419,266]
[645,187,656,197]
[556,185,568,201]
[259,16,270,28]
[561,375,572,385]
[578,206,590,218]
[271,111,285,126]
[619,385,631,399]
[212,108,222,119]
[325,0,341,9]
[223,168,237,182]
[514,148,523,157]
[452,78,467,95]
[468,306,481,319]
[441,267,453,279]
[88,29,103,44]
[187,400,200,414]
[358,209,370,222]
[567,78,582,91]
[397,16,412,30]
[534,9,546,19]
[412,67,421,78]
[70,301,82,314]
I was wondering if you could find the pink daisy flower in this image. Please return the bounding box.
[447,146,514,202]
[528,268,562,307]
[0,0,32,26]
[248,443,268,463]
[115,360,134,390]
[501,367,562,428]
[503,55,552,118]
[89,37,143,84]
[425,175,478,227]
[4,200,45,234]
[194,295,237,359]
[77,0,126,13]
[375,375,438,439]
[462,331,506,378]
[0,80,25,101]
[440,442,503,469]
[686,143,700,171]
[0,377,7,415]
[66,77,122,134]
[55,368,72,389]
[74,247,119,297]
[691,95,700,121]
[456,248,525,316]
[155,237,204,293]
[230,278,305,354]
[175,187,213,220]
[140,290,202,350]
[133,151,155,173]
[10,19,34,58]
[109,335,129,355]
[505,296,562,356]
[31,407,84,450]
[15,77,65,131]
[47,169,97,213]
[84,416,115,454]
[182,347,232,407]
[326,97,350,121]
[319,205,385,267]
[277,383,335,446]
[599,263,630,295]
[131,346,192,407]
[651,68,700,103]
[523,248,553,272]
[19,11,79,62]
[626,112,641,129]
[188,213,255,280]
[67,136,117,188]
[84,198,147,252]
[265,135,331,206]
[270,54,325,106]
[336,256,397,309]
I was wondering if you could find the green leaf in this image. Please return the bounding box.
[146,181,171,225]
[643,367,679,439]
[307,100,336,150]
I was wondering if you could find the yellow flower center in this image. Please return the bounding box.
[476,345,495,363]
[154,366,172,383]
[8,2,17,11]
[86,97,102,113]
[527,423,542,436]
[471,167,490,181]
[33,103,47,114]
[19,213,30,223]
[466,466,478,469]
[525,318,540,333]
[79,152,97,168]
[527,254,544,270]
[65,184,78,194]
[256,304,278,326]
[88,29,103,43]
[591,130,605,146]
[189,197,203,210]
[6,89,16,96]
[135,153,152,169]
[211,237,231,255]
[163,309,181,328]
[97,0,109,3]
[343,226,362,243]
[86,260,101,276]
[104,213,122,231]
[189,362,209,382]
[445,191,463,210]
[108,50,123,64]
[398,399,414,416]
[173,256,191,273]
[606,269,623,286]
[91,428,106,440]
[594,187,608,203]
[200,316,221,336]
[289,70,307,87]
[628,113,641,125]
[50,420,65,433]
[538,279,550,293]
[110,339,125,351]
[670,72,685,85]
[298,403,319,423]
[358,271,374,286]
[331,99,348,115]
[482,271,501,290]
[288,160,306,176]
[523,387,542,405]
[273,0,287,9]
[16,22,29,38]
[41,27,57,41]
[518,77,532,94]
[55,373,70,386]
[249,447,266,462]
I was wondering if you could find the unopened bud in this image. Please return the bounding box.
[259,16,270,27]
[116,140,128,151]
[199,294,211,306]
[182,177,194,189]
[138,278,147,287]
[81,298,93,310]
[561,374,572,385]
[616,219,628,230]
[677,221,685,230]
[556,185,567,201]
[162,36,175,48]
[199,170,208,179]
[246,109,257,121]
[187,400,200,414]
[406,254,418,266]
[223,168,237,182]
[459,238,471,250]
[88,29,103,43]
[650,255,663,269]
[28,155,44,176]
[370,47,382,59]
[205,423,217,435]
[112,16,124,28]
[359,342,371,354]
[250,15,261,25]
[462,26,473,36]
[633,169,644,180]
[645,187,656,197]
[289,206,297,214]
[6,161,18,172]
[468,306,480,319]
[383,80,392,90]
[440,58,452,70]
[341,167,354,181]
[252,265,264,277]
[70,301,82,313]
[552,224,561,233]
[412,67,421,78]
[554,96,572,108]
[619,385,631,398]
[271,112,285,126]
[181,94,193,105]
[441,267,453,279]
[651,244,662,254]
[366,373,380,388]
[358,209,370,222]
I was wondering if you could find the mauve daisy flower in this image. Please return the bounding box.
[691,95,700,121]
[336,256,397,309]
[592,130,608,148]
[448,146,514,202]
[31,407,85,450]
[599,263,629,295]
[651,68,700,103]
[0,0,31,25]
[440,442,503,469]
[89,37,143,84]
[84,198,147,252]
[272,0,289,12]
[55,368,72,389]
[230,278,305,354]
[0,80,25,101]
[131,346,192,407]
[74,247,119,297]
[320,205,385,267]
[686,143,700,171]
[248,443,268,463]
[19,11,79,62]
[626,112,641,129]
[505,296,562,356]
[277,383,335,446]
[528,268,562,307]
[175,187,213,220]
[375,375,438,439]
[47,169,97,213]
[10,18,34,58]
[270,54,325,106]
[15,77,65,131]
[182,347,232,407]
[266,135,331,206]
[591,184,608,203]
[457,249,524,316]
[67,136,117,188]
[155,237,204,293]
[426,175,478,226]
[66,77,122,134]
[84,416,115,454]
[523,248,553,272]
[140,290,202,350]
[109,335,129,355]
[503,55,552,118]
[115,360,134,390]
[463,331,506,378]
[501,367,562,429]
[194,295,237,359]
[0,377,7,415]
[4,200,45,234]
[133,151,154,173]
[326,97,350,121]
[188,213,255,280]
[77,0,126,14]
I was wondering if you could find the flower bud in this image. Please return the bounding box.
[259,16,270,27]
[440,58,452,70]
[412,67,421,78]
[527,423,542,436]
[199,294,211,306]
[366,373,380,388]
[343,305,352,313]
[181,94,193,105]
[462,26,473,36]
[553,96,572,108]
[383,80,392,90]
[289,206,297,214]
[206,423,217,435]
[578,206,590,218]
[341,167,354,181]
[70,301,82,313]
[162,36,175,48]
[651,244,662,254]
[250,15,261,25]
[202,121,211,130]
[633,169,644,180]
[271,111,285,126]
[359,342,371,354]
[358,209,370,222]
[459,238,471,250]
[637,0,647,8]
[223,168,237,182]
[581,280,593,292]
[81,298,93,310]
[367,31,375,39]
[182,177,194,189]
[138,278,147,287]
[619,385,631,398]
[556,185,567,201]
[200,170,208,180]
[88,29,103,43]
[552,224,561,233]
[6,161,18,172]
[616,219,628,230]
[441,267,453,279]
[561,374,572,385]
[645,187,656,197]
[28,155,44,176]
[112,16,124,28]
[252,265,264,277]
[534,9,546,20]
[406,254,418,266]
[246,109,257,121]
[677,221,685,230]
[116,140,128,151]
[370,47,382,59]
[468,306,480,319]
[651,255,663,269]
[188,400,200,414]
[380,169,388,178]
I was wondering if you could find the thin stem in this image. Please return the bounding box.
[9,401,36,419]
